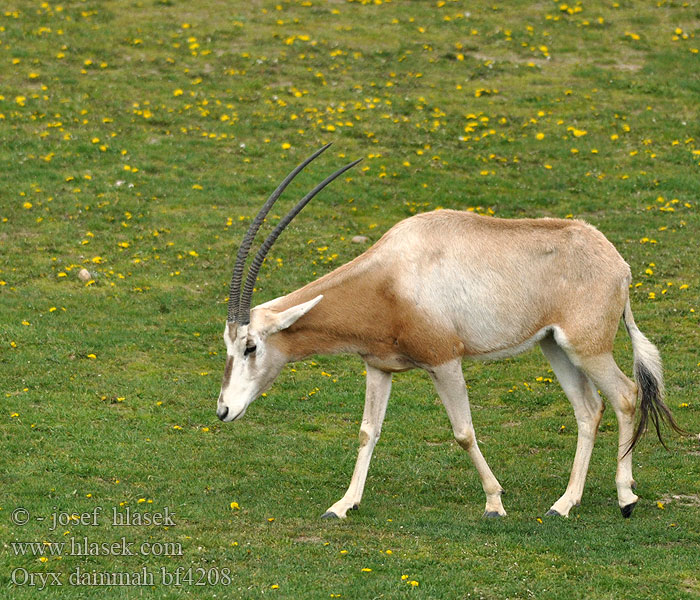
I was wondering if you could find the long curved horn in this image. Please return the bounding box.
[238,157,363,326]
[227,143,333,323]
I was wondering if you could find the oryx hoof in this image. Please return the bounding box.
[483,511,504,519]
[544,509,562,517]
[321,511,339,519]
[350,504,359,511]
[620,502,637,519]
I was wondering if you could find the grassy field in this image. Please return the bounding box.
[1,0,699,598]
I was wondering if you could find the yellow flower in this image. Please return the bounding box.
[87,354,96,359]
[230,502,240,509]
[281,142,291,150]
[174,89,183,96]
[536,132,545,140]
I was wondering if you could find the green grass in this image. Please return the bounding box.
[1,0,699,598]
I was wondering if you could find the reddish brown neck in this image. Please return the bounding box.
[265,262,461,368]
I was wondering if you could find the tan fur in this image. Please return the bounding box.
[262,210,630,368]
[270,270,463,369]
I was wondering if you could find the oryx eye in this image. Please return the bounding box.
[244,345,257,357]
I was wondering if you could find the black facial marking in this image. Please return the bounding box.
[244,345,257,357]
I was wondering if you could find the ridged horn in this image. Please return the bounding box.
[238,157,363,326]
[227,144,332,323]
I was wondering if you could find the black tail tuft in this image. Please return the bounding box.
[628,362,687,454]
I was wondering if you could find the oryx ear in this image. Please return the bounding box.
[266,294,323,334]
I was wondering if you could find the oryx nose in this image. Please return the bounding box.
[217,405,229,421]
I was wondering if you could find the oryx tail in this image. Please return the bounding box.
[623,299,686,452]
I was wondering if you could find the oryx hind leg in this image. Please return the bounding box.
[577,353,639,517]
[540,334,604,517]
[429,360,506,517]
[322,363,392,519]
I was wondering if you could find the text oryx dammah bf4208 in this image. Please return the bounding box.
[218,144,685,519]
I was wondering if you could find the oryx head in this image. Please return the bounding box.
[217,144,361,422]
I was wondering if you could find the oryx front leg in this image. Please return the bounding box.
[322,364,392,519]
[430,360,506,518]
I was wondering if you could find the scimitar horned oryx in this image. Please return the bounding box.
[218,143,686,519]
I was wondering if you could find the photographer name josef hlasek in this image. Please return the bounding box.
[49,506,176,531]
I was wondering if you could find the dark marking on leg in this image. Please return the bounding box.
[321,511,339,519]
[483,511,503,519]
[545,509,562,517]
